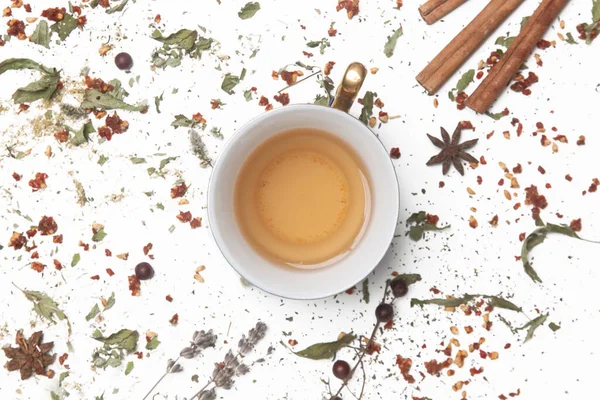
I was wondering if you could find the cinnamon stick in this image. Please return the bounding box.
[416,0,523,94]
[466,0,570,113]
[419,0,468,25]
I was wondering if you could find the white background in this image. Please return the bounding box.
[1,0,599,399]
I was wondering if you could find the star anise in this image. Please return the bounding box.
[426,124,479,175]
[3,330,55,380]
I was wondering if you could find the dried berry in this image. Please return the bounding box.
[332,360,351,380]
[115,52,133,70]
[390,278,408,297]
[375,303,394,322]
[135,262,154,280]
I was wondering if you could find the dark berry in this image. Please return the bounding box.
[375,303,394,323]
[391,278,409,297]
[135,262,154,280]
[332,360,351,380]
[330,397,342,400]
[115,52,133,70]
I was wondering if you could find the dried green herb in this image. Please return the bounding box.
[455,69,475,93]
[221,73,240,94]
[31,20,50,48]
[358,91,376,125]
[145,337,161,350]
[411,294,522,312]
[288,333,356,360]
[516,313,548,342]
[406,211,450,241]
[159,157,177,169]
[495,35,515,48]
[69,121,95,146]
[238,2,261,19]
[485,109,507,120]
[0,58,60,104]
[130,157,146,165]
[152,29,198,51]
[171,115,199,128]
[244,90,254,101]
[81,89,146,112]
[124,361,134,375]
[549,322,561,331]
[50,14,78,41]
[521,219,600,283]
[86,304,101,321]
[92,228,107,242]
[71,253,80,267]
[565,32,578,44]
[93,329,139,352]
[384,26,403,58]
[104,292,116,310]
[520,16,531,30]
[362,279,370,304]
[306,39,330,55]
[107,0,129,14]
[391,274,422,287]
[98,155,109,166]
[189,129,213,168]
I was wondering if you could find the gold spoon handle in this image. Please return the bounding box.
[330,62,368,113]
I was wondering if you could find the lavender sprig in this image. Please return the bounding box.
[190,322,267,400]
[142,330,217,400]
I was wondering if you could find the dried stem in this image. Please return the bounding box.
[277,69,322,93]
[189,350,243,400]
[142,357,180,400]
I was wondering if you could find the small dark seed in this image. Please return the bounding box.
[375,303,394,323]
[135,262,154,280]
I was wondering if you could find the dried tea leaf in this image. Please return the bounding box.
[593,0,600,22]
[565,32,578,44]
[244,90,254,102]
[50,14,78,41]
[31,20,50,48]
[409,223,449,241]
[124,361,134,375]
[189,129,213,168]
[107,0,129,14]
[19,288,73,349]
[159,157,178,169]
[81,89,146,112]
[455,69,475,93]
[146,337,161,350]
[412,294,522,312]
[92,228,107,242]
[154,93,163,113]
[289,333,356,360]
[98,155,109,166]
[152,29,198,51]
[0,58,60,104]
[130,157,146,165]
[86,304,101,321]
[71,253,81,267]
[238,2,261,19]
[69,121,95,146]
[485,110,507,120]
[384,26,403,58]
[93,329,139,352]
[362,279,370,304]
[104,292,116,310]
[549,322,561,331]
[486,296,522,312]
[358,91,375,125]
[171,115,197,128]
[391,274,422,287]
[221,73,240,94]
[495,35,515,48]
[516,313,548,342]
[210,127,223,140]
[406,211,427,224]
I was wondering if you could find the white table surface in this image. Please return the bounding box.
[1,0,599,399]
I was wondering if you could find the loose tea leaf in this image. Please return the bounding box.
[104,292,116,310]
[411,294,522,312]
[358,91,375,125]
[495,35,515,48]
[93,329,139,352]
[92,228,107,242]
[391,274,422,287]
[549,322,561,331]
[290,333,356,360]
[152,29,198,51]
[455,69,475,93]
[107,0,129,14]
[384,26,403,58]
[130,157,146,165]
[565,32,577,44]
[171,115,197,128]
[81,89,146,112]
[69,121,95,146]
[31,20,51,48]
[146,337,161,350]
[50,14,78,41]
[221,73,240,94]
[516,313,548,342]
[406,211,450,241]
[0,59,60,104]
[485,110,507,120]
[238,2,261,20]
[362,279,370,304]
[86,304,101,321]
[71,253,81,267]
[124,361,134,375]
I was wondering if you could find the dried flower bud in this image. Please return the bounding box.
[213,364,235,388]
[197,389,217,400]
[236,363,250,375]
[238,322,267,354]
[166,359,183,373]
[192,329,217,348]
[224,350,239,368]
[180,346,196,359]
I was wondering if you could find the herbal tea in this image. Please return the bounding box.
[234,128,371,268]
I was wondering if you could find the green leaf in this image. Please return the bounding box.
[290,333,356,360]
[495,35,515,48]
[306,41,321,48]
[455,69,475,93]
[93,329,139,352]
[485,109,507,120]
[448,90,455,101]
[391,274,422,287]
[81,89,146,112]
[516,313,548,342]
[71,253,80,267]
[238,2,261,19]
[520,16,531,30]
[221,73,240,94]
[124,361,134,375]
[159,157,178,169]
[565,32,577,44]
[31,20,50,48]
[210,127,223,140]
[95,395,104,400]
[384,26,403,58]
[106,0,129,14]
[108,79,128,100]
[244,90,254,101]
[362,279,370,304]
[130,157,146,164]
[486,296,522,312]
[156,203,164,210]
[358,91,375,125]
[69,121,95,146]
[411,294,521,312]
[19,288,72,349]
[549,322,561,332]
[152,29,198,51]
[407,211,427,224]
[86,304,101,321]
[98,155,109,166]
[50,14,78,41]
[92,228,107,242]
[13,74,60,104]
[145,336,161,350]
[104,292,116,310]
[171,114,196,128]
[51,392,60,400]
[314,95,330,106]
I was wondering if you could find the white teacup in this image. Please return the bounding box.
[207,63,399,299]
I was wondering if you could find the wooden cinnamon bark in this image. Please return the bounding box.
[419,0,468,25]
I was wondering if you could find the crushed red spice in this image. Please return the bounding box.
[302,51,313,58]
[54,130,68,143]
[12,172,21,181]
[510,72,538,95]
[90,275,100,280]
[576,135,586,145]
[524,185,547,219]
[143,243,153,256]
[328,26,337,36]
[85,76,114,93]
[128,275,141,296]
[169,313,179,325]
[38,216,58,235]
[258,96,269,107]
[537,166,546,174]
[425,358,453,375]
[31,262,45,273]
[190,217,202,229]
[176,211,192,223]
[29,172,48,191]
[53,260,63,270]
[105,249,112,256]
[41,7,66,22]
[324,61,335,75]
[396,355,416,384]
[166,295,173,302]
[7,19,26,40]
[389,147,401,159]
[336,0,360,19]
[570,218,582,232]
[106,268,115,277]
[273,93,290,106]
[489,215,499,226]
[170,183,187,199]
[53,234,63,244]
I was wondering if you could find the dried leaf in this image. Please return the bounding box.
[358,91,375,125]
[516,313,548,342]
[50,14,78,41]
[71,253,80,267]
[411,294,522,312]
[145,337,161,350]
[238,2,261,20]
[288,333,356,360]
[565,32,577,44]
[0,59,60,104]
[81,89,146,112]
[31,20,50,48]
[92,228,107,242]
[455,69,475,93]
[69,121,95,146]
[152,29,198,51]
[86,304,101,321]
[485,110,507,120]
[93,329,139,353]
[409,223,449,241]
[124,361,134,375]
[221,73,240,94]
[549,322,561,332]
[391,274,422,287]
[130,157,146,165]
[19,288,72,349]
[495,35,515,48]
[384,26,403,58]
[104,292,116,310]
[106,0,129,14]
[362,279,370,303]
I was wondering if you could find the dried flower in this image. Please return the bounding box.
[238,322,267,354]
[166,359,182,373]
[192,330,217,348]
[189,129,213,168]
[197,389,216,400]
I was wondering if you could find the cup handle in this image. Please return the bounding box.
[330,62,368,113]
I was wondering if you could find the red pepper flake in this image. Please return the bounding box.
[85,76,114,93]
[105,249,112,256]
[514,202,521,210]
[106,268,115,276]
[424,358,453,375]
[504,343,511,349]
[545,183,551,189]
[273,93,290,106]
[143,243,153,256]
[426,214,439,225]
[396,355,416,384]
[476,70,484,79]
[324,61,335,75]
[190,217,202,229]
[336,0,360,19]
[90,275,100,280]
[389,147,401,159]
[430,287,441,294]
[7,19,26,40]
[271,70,279,80]
[105,112,129,134]
[166,294,173,302]
[17,104,29,113]
[265,104,273,112]
[54,130,68,143]
[58,353,68,366]
[52,234,63,244]
[53,260,62,270]
[210,99,221,109]
[479,156,487,165]
[479,350,487,359]
[536,39,552,49]
[99,0,110,8]
[38,216,58,235]
[384,320,393,329]
[518,232,526,242]
[570,218,582,232]
[470,367,484,376]
[498,179,504,186]
[192,113,206,124]
[302,51,313,58]
[553,134,567,143]
[486,131,494,139]
[12,172,22,181]
[41,7,66,22]
[512,164,523,174]
[564,174,573,182]
[576,135,586,145]
[29,172,48,192]
[30,251,39,259]
[439,181,445,188]
[170,183,188,199]
[590,179,599,193]
[328,26,337,36]
[26,228,37,238]
[176,211,192,223]
[288,339,298,346]
[524,185,548,219]
[455,91,469,110]
[345,287,354,294]
[258,95,269,107]
[459,120,474,130]
[98,126,113,141]
[476,176,482,185]
[489,215,499,226]
[71,5,82,14]
[128,275,141,296]
[537,166,546,174]
[510,72,538,95]
[169,313,179,325]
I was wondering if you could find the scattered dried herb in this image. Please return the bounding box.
[86,304,101,321]
[362,279,370,303]
[411,294,522,312]
[124,361,134,375]
[288,333,355,360]
[516,313,548,342]
[358,91,375,125]
[384,26,403,58]
[189,129,213,168]
[69,121,95,146]
[406,211,450,241]
[549,322,561,331]
[92,228,107,242]
[81,89,146,112]
[426,124,478,175]
[0,58,60,104]
[221,73,241,94]
[238,2,261,20]
[107,0,129,14]
[31,21,51,48]
[71,253,81,267]
[50,13,78,41]
[146,337,161,350]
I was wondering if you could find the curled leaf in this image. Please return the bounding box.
[516,313,548,343]
[411,294,521,312]
[93,329,139,352]
[287,333,356,360]
[384,26,403,58]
